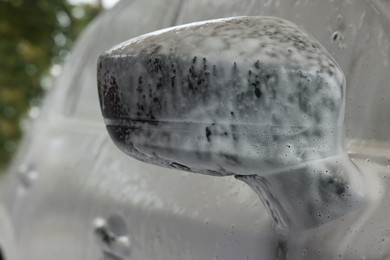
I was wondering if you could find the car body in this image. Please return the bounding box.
[1,0,390,259]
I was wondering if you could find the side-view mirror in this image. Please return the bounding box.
[98,16,370,232]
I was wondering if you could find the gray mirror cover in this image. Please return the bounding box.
[98,16,345,177]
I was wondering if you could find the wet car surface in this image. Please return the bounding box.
[1,0,390,259]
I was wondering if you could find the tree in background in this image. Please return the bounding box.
[0,0,103,172]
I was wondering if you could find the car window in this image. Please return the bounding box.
[59,0,390,144]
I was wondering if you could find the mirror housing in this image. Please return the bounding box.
[98,16,345,177]
[98,16,367,232]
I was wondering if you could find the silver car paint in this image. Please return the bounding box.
[0,0,390,259]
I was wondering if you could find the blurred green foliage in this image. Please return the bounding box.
[0,0,103,172]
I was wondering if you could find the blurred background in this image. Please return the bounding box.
[0,0,119,173]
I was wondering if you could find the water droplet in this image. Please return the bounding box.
[18,165,38,194]
[93,213,131,259]
[332,31,339,41]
